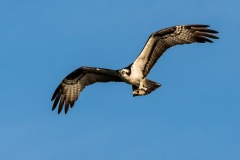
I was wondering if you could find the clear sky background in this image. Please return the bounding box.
[0,0,239,160]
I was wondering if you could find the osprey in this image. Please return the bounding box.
[51,24,219,114]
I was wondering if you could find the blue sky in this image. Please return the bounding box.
[0,0,239,160]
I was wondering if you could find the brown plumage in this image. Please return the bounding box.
[51,24,219,114]
[51,67,122,114]
[133,24,219,77]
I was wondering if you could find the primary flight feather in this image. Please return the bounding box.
[51,24,219,114]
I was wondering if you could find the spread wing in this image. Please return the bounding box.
[51,67,122,114]
[132,24,219,77]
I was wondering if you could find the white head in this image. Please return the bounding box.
[119,69,130,79]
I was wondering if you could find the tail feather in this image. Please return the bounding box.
[132,79,161,97]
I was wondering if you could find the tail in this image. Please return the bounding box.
[132,79,161,97]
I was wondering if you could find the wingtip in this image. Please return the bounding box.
[51,94,56,101]
[57,101,64,114]
[58,109,62,114]
[64,105,69,114]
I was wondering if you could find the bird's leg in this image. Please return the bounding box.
[139,79,148,91]
[132,79,148,96]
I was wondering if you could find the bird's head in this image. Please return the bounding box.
[119,69,130,77]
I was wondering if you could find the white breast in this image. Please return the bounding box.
[128,66,144,85]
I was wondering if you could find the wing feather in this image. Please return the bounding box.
[132,24,219,77]
[51,67,122,114]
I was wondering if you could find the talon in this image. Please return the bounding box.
[133,90,139,95]
[140,87,148,92]
[138,89,146,95]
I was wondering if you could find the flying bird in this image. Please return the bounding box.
[51,24,219,114]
